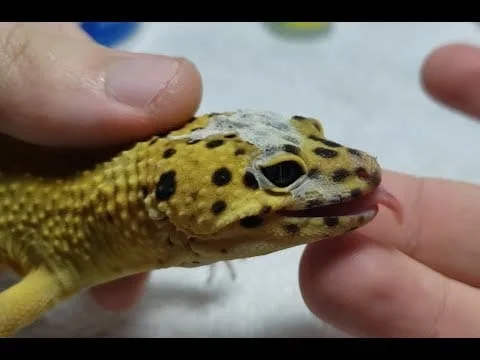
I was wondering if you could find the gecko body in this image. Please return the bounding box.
[0,110,396,336]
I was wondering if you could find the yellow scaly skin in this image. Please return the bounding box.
[0,110,383,336]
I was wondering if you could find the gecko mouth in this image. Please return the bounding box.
[278,186,402,221]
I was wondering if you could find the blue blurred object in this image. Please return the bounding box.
[80,22,140,47]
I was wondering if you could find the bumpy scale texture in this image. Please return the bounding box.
[0,110,384,336]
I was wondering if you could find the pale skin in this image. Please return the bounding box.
[0,23,478,337]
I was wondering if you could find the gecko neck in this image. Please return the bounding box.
[63,148,198,287]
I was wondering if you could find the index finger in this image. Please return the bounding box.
[422,43,480,120]
[354,170,480,287]
[360,42,480,286]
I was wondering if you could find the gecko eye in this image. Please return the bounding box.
[261,160,306,188]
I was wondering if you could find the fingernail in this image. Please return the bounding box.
[105,57,180,109]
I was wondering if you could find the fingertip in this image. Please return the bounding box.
[89,272,150,312]
[0,22,204,147]
[84,55,203,147]
[299,232,466,338]
[421,43,469,95]
[299,234,392,337]
[299,233,417,337]
[299,234,361,326]
[145,56,203,131]
[421,43,480,119]
[98,55,203,146]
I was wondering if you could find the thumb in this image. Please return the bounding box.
[0,22,202,147]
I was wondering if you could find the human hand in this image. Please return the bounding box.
[299,43,480,337]
[0,22,202,311]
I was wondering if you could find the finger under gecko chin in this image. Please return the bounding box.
[89,272,150,312]
[298,233,480,337]
[355,170,480,288]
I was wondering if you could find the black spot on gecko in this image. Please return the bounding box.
[312,122,323,132]
[348,148,362,157]
[191,191,199,200]
[243,172,259,190]
[315,137,342,148]
[57,209,68,217]
[284,223,300,235]
[148,137,159,146]
[212,167,232,187]
[261,206,272,214]
[155,170,176,201]
[141,186,149,198]
[220,248,228,254]
[314,147,338,158]
[324,217,339,227]
[355,167,369,181]
[157,130,170,138]
[282,144,300,155]
[308,168,321,178]
[206,139,224,148]
[211,200,227,215]
[224,134,237,138]
[292,115,307,120]
[235,148,246,156]
[306,199,324,209]
[308,135,323,142]
[350,188,362,198]
[240,215,263,228]
[163,148,176,158]
[332,169,350,182]
[106,213,114,223]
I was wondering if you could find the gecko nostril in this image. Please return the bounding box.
[355,167,381,186]
[355,167,369,181]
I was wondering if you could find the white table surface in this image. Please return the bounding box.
[7,22,480,337]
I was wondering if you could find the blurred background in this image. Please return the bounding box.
[13,22,480,337]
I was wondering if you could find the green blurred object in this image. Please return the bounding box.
[265,22,332,39]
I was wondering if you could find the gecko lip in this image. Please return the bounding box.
[278,186,402,221]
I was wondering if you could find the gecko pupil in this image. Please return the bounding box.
[261,160,305,188]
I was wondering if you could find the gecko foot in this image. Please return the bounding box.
[205,261,237,284]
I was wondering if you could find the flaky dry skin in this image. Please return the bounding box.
[0,110,394,336]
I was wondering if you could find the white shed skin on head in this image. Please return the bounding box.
[167,110,356,206]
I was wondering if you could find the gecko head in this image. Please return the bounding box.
[143,111,401,267]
